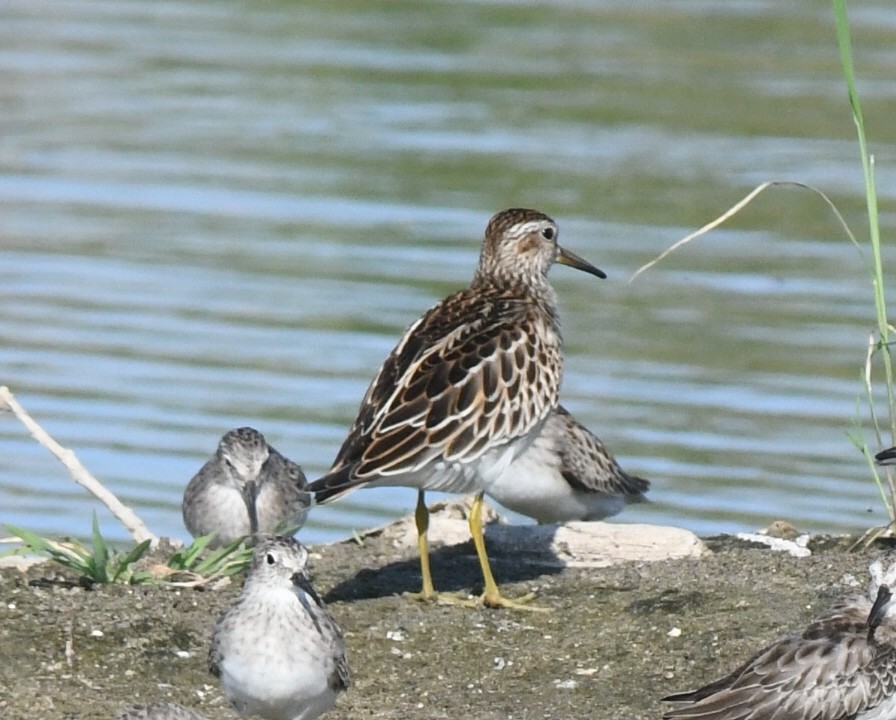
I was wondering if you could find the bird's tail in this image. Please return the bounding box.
[306,466,367,505]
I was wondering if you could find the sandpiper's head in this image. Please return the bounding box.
[249,535,310,584]
[868,558,896,601]
[866,558,896,642]
[217,427,270,488]
[475,208,605,287]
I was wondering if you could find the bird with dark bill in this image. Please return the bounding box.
[875,446,896,467]
[307,208,605,609]
[662,558,896,720]
[182,427,309,547]
[209,536,350,720]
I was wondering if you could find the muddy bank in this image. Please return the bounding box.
[0,517,886,720]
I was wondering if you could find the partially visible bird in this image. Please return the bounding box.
[662,558,896,720]
[487,404,649,523]
[113,704,208,720]
[307,208,605,609]
[182,427,309,548]
[209,536,350,720]
[876,446,896,467]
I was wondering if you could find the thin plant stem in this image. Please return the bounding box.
[834,0,895,522]
[0,386,157,545]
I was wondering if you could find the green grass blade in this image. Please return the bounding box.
[90,512,110,584]
[835,0,896,528]
[118,538,152,567]
[111,539,152,583]
[128,570,156,585]
[169,533,216,570]
[4,525,92,574]
[4,524,57,554]
[193,537,250,576]
[834,0,893,434]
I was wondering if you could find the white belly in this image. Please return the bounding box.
[365,435,534,496]
[218,588,339,720]
[222,655,335,720]
[188,483,251,543]
[486,433,626,523]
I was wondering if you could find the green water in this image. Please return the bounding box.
[1,0,894,544]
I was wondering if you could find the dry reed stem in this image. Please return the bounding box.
[0,385,158,545]
[629,181,857,283]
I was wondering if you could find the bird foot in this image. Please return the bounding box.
[404,587,550,611]
[404,589,479,608]
[480,589,551,612]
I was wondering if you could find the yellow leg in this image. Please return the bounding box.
[405,490,477,607]
[415,490,436,600]
[469,491,548,611]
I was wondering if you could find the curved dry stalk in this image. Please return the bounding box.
[629,181,857,283]
[0,386,158,545]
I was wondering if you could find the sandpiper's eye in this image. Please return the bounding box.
[266,552,276,565]
[541,227,554,240]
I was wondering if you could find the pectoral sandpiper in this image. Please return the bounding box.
[307,208,605,609]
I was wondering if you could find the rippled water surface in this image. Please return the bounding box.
[3,0,896,548]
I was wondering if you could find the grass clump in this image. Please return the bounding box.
[160,533,253,586]
[1,515,253,586]
[3,513,153,585]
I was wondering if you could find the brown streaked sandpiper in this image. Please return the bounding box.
[307,208,605,609]
[663,558,896,720]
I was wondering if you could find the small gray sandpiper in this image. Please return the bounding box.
[209,536,350,720]
[182,427,309,547]
[486,404,648,523]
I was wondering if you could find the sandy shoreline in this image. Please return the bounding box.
[0,504,886,720]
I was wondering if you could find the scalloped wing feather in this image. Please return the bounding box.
[664,606,896,720]
[552,406,649,497]
[313,287,561,497]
